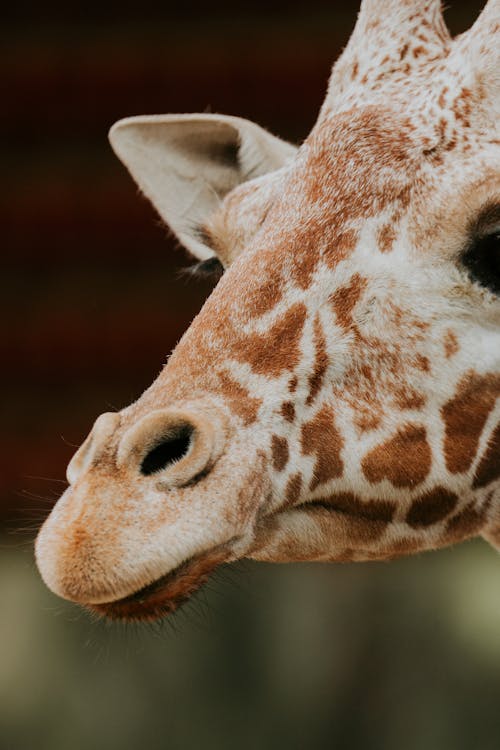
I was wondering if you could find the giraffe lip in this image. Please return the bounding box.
[87,546,230,622]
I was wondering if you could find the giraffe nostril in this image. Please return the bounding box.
[117,405,228,489]
[140,424,194,476]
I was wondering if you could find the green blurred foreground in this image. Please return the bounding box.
[1,537,500,750]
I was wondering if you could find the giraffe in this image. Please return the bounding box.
[35,0,500,622]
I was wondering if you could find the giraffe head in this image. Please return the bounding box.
[36,0,500,621]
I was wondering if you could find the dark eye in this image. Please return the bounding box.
[191,257,224,279]
[461,228,500,295]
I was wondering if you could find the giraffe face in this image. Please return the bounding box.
[36,0,500,620]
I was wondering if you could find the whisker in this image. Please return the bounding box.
[23,475,67,485]
[60,435,79,448]
[16,490,59,502]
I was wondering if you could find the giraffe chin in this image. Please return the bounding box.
[87,546,230,622]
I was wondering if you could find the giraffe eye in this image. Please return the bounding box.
[191,256,225,278]
[461,227,500,295]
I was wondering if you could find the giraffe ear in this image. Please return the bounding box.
[109,114,297,262]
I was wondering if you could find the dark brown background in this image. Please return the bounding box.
[2,5,499,750]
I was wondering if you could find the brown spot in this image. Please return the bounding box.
[399,43,409,60]
[330,273,367,330]
[412,45,426,58]
[362,424,431,488]
[406,487,458,528]
[354,405,382,433]
[248,262,284,317]
[393,388,425,410]
[280,401,296,422]
[306,315,329,405]
[301,492,394,543]
[351,61,359,79]
[415,355,430,372]
[438,87,449,108]
[233,302,307,378]
[290,246,320,289]
[445,502,485,542]
[217,370,261,425]
[438,117,447,141]
[473,422,500,489]
[271,435,289,473]
[283,472,302,508]
[310,493,395,523]
[325,229,358,269]
[289,375,298,393]
[301,404,344,490]
[377,223,397,253]
[444,330,459,359]
[452,87,473,126]
[442,372,500,474]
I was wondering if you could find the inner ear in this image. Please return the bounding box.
[183,131,240,172]
[109,113,297,265]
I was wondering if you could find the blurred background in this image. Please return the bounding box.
[2,1,499,749]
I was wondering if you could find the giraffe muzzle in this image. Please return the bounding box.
[35,402,232,610]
